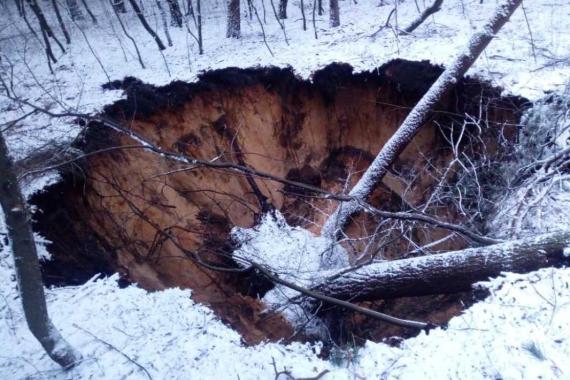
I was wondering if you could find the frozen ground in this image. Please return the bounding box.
[1,0,570,378]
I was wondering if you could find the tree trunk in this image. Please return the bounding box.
[329,0,339,27]
[15,0,25,17]
[112,0,127,13]
[65,0,84,20]
[186,0,195,17]
[226,0,240,38]
[0,131,82,368]
[80,0,98,24]
[127,0,167,50]
[400,0,443,34]
[52,0,71,44]
[321,0,523,257]
[26,0,65,53]
[278,0,287,18]
[165,0,183,27]
[156,0,173,46]
[196,0,203,54]
[315,230,570,302]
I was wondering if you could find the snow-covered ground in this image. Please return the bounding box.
[2,235,569,379]
[1,0,569,158]
[1,0,570,378]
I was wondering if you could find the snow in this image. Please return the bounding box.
[490,87,570,238]
[1,0,570,159]
[2,235,569,379]
[1,0,570,378]
[232,211,346,330]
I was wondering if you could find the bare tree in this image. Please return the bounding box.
[26,0,65,53]
[0,130,82,368]
[322,0,524,251]
[226,0,240,38]
[112,0,127,13]
[110,0,146,67]
[127,0,167,50]
[165,0,183,27]
[329,0,339,27]
[51,0,71,44]
[156,0,174,46]
[400,0,443,35]
[15,0,25,17]
[65,0,84,21]
[79,0,98,24]
[278,0,287,18]
[196,0,203,54]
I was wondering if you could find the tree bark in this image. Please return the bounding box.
[80,0,98,24]
[15,0,25,17]
[321,0,523,256]
[65,0,84,21]
[196,0,203,54]
[400,0,443,35]
[127,0,167,50]
[315,230,570,302]
[226,0,240,38]
[165,0,183,27]
[0,131,82,368]
[26,0,66,53]
[278,0,287,18]
[52,0,71,44]
[329,0,339,27]
[156,0,173,46]
[112,0,127,13]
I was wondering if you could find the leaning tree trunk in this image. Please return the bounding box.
[329,0,339,27]
[226,0,240,38]
[314,230,570,302]
[52,0,71,44]
[0,131,81,368]
[26,0,65,53]
[127,0,167,50]
[321,0,523,258]
[400,0,443,35]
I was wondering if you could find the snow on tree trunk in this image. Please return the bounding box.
[321,0,523,268]
[0,131,81,368]
[314,230,570,302]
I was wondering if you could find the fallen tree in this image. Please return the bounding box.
[312,230,570,302]
[321,0,524,258]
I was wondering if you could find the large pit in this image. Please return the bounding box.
[31,60,525,345]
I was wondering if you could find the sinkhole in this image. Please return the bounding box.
[30,60,526,345]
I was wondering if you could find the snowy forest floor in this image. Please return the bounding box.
[1,0,570,378]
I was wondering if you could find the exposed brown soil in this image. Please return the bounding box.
[31,60,525,345]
